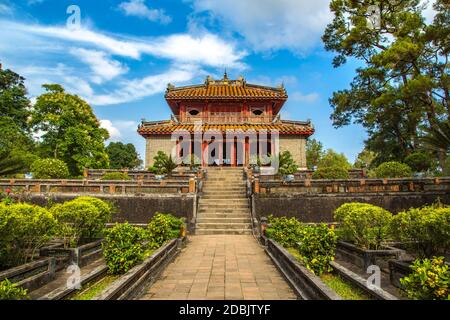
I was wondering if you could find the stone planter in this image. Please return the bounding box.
[388,259,413,289]
[336,241,401,272]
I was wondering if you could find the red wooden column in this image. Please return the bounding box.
[245,138,250,166]
[231,140,236,167]
[202,141,208,167]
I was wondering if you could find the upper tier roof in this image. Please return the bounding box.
[165,73,288,101]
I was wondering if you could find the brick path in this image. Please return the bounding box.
[140,235,297,300]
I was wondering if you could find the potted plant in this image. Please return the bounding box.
[278,151,298,182]
[148,151,178,179]
[249,154,261,173]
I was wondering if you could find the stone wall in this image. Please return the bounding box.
[27,193,195,225]
[279,136,307,170]
[146,135,175,167]
[253,192,450,223]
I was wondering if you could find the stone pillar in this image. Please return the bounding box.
[189,177,196,193]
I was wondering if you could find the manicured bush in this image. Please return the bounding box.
[100,172,132,181]
[372,161,412,178]
[278,151,299,176]
[51,197,112,246]
[404,152,433,173]
[148,151,177,175]
[312,166,350,179]
[391,204,450,258]
[103,223,147,275]
[297,224,337,275]
[30,158,70,179]
[0,203,57,268]
[334,203,393,250]
[265,216,304,248]
[74,196,114,228]
[147,213,184,249]
[400,257,449,300]
[0,279,28,300]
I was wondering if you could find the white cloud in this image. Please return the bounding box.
[118,0,172,25]
[70,48,128,84]
[189,0,332,53]
[100,120,121,140]
[0,20,247,68]
[0,3,13,15]
[290,91,319,103]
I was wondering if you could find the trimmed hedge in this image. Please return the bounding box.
[100,172,132,181]
[312,166,350,179]
[372,161,412,178]
[31,158,70,179]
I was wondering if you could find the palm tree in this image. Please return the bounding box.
[421,120,450,174]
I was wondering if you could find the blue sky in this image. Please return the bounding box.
[0,0,438,163]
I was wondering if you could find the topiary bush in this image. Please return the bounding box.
[103,222,147,275]
[297,224,337,275]
[334,203,393,250]
[100,172,132,181]
[74,196,114,228]
[372,161,412,178]
[400,257,449,300]
[0,279,29,300]
[278,151,299,176]
[265,216,304,248]
[147,213,184,249]
[31,158,70,179]
[148,151,177,175]
[312,166,350,179]
[0,203,57,268]
[391,204,450,258]
[51,197,112,246]
[404,152,433,173]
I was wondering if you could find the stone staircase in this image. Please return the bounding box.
[196,167,253,235]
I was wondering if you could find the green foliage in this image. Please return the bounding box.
[372,161,413,178]
[404,152,433,173]
[0,116,37,177]
[391,204,450,258]
[103,223,147,275]
[106,142,142,170]
[278,151,299,175]
[148,151,177,175]
[265,216,303,248]
[100,172,132,181]
[0,279,28,300]
[0,203,57,267]
[400,257,449,300]
[31,85,109,176]
[51,197,112,246]
[312,166,350,179]
[297,224,337,275]
[30,158,70,179]
[323,0,449,169]
[306,139,324,170]
[334,203,393,250]
[318,149,352,170]
[147,213,183,249]
[354,149,376,170]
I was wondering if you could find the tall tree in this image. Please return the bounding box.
[31,84,110,176]
[354,149,376,169]
[0,65,31,131]
[306,138,325,169]
[106,142,143,169]
[318,149,352,170]
[322,0,449,168]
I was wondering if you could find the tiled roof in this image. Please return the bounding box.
[165,75,287,100]
[138,120,314,136]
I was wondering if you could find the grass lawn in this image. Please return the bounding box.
[286,247,371,300]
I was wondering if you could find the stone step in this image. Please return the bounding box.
[202,189,246,194]
[196,222,252,229]
[195,229,252,235]
[197,211,250,217]
[198,207,250,213]
[196,217,251,223]
[201,194,247,199]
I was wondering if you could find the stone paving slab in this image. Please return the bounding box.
[140,235,297,300]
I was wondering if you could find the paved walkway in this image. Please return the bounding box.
[140,235,297,300]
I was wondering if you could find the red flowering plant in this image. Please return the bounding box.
[1,188,15,205]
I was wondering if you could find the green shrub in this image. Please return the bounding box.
[404,152,433,173]
[100,172,132,181]
[0,203,57,267]
[103,223,147,274]
[148,151,177,175]
[51,197,111,246]
[312,166,350,179]
[74,196,114,228]
[297,224,337,275]
[278,151,299,176]
[0,279,28,300]
[334,203,393,250]
[31,158,70,179]
[147,213,183,249]
[391,204,450,258]
[400,257,449,300]
[372,161,412,178]
[265,216,303,248]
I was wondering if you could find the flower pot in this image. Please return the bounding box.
[283,174,295,182]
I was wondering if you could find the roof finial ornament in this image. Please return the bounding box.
[167,83,175,92]
[223,69,228,80]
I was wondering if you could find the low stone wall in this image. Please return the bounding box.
[25,193,196,226]
[253,192,450,223]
